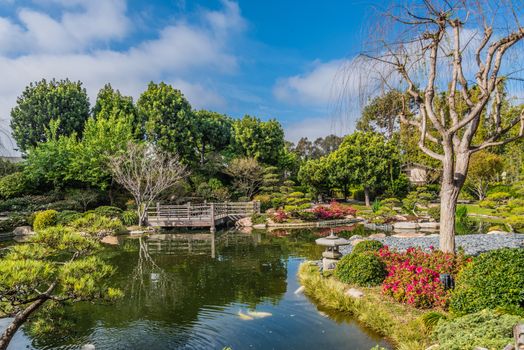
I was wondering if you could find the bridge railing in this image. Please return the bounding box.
[147,201,260,226]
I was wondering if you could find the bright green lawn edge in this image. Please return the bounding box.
[298,262,435,350]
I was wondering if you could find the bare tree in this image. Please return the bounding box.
[109,143,187,226]
[226,157,264,199]
[362,0,524,252]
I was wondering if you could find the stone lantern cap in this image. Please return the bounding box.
[315,230,350,247]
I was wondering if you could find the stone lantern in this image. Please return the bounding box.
[315,230,350,271]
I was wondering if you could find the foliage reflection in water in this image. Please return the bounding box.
[4,229,390,350]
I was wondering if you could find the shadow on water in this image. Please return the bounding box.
[5,229,391,350]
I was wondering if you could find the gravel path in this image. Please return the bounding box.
[340,233,524,256]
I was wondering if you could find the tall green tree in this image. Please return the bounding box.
[137,82,194,162]
[328,132,401,206]
[356,90,405,139]
[297,157,331,200]
[466,151,504,200]
[232,116,285,165]
[193,110,232,166]
[10,79,90,152]
[93,84,140,137]
[0,226,121,350]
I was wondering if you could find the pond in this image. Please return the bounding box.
[2,229,391,350]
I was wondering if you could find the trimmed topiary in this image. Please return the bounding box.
[334,252,386,287]
[450,248,524,315]
[352,240,384,255]
[33,209,58,231]
[93,206,123,218]
[433,309,523,350]
[56,210,83,225]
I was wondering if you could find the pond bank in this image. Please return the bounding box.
[340,233,524,256]
[297,263,431,349]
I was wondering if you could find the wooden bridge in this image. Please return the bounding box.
[147,201,260,231]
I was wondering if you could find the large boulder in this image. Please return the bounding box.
[13,226,34,236]
[236,217,253,227]
[393,222,419,230]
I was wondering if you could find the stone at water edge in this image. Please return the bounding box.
[294,286,305,295]
[349,235,363,240]
[368,233,386,239]
[486,230,510,235]
[236,217,253,227]
[345,288,364,298]
[418,222,440,229]
[13,226,34,236]
[392,232,426,238]
[350,238,367,246]
[252,224,266,229]
[393,222,419,230]
[81,345,96,350]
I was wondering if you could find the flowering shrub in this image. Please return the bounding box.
[379,246,470,309]
[271,209,288,223]
[312,202,357,220]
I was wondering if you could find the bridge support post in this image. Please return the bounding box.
[210,203,216,233]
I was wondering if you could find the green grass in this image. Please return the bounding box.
[298,263,435,350]
[461,204,497,216]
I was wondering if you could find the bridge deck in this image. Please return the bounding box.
[147,201,260,231]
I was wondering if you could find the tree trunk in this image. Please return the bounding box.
[0,297,47,350]
[439,152,469,253]
[364,187,371,207]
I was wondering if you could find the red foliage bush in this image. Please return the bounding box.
[378,246,470,309]
[312,202,357,220]
[272,209,288,223]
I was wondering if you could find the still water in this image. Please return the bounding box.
[3,228,390,350]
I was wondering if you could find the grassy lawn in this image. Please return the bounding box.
[461,204,498,217]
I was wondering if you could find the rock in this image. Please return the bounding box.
[427,233,440,237]
[393,222,419,230]
[418,222,439,229]
[13,226,33,236]
[368,233,386,239]
[487,230,509,235]
[236,217,253,227]
[394,215,408,221]
[345,288,364,298]
[349,235,363,240]
[81,345,96,350]
[253,224,266,229]
[392,232,426,238]
[424,344,439,350]
[502,344,515,350]
[351,238,366,246]
[101,235,120,245]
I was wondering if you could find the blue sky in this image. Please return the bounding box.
[0,0,382,152]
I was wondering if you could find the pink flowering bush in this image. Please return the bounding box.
[378,246,470,309]
[312,201,357,220]
[271,209,288,223]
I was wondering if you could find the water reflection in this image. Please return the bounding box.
[6,229,390,350]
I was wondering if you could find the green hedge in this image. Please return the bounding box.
[450,248,524,315]
[352,240,384,255]
[433,309,522,350]
[33,210,58,232]
[334,252,386,287]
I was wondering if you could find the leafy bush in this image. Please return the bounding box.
[250,213,267,225]
[120,210,138,226]
[402,187,435,215]
[352,240,384,254]
[0,197,31,212]
[508,198,524,208]
[0,172,30,199]
[312,201,357,220]
[478,199,496,209]
[379,246,470,309]
[433,309,522,350]
[65,188,100,211]
[271,209,288,223]
[253,194,272,212]
[93,206,123,218]
[507,215,524,232]
[294,210,317,221]
[33,210,58,231]
[334,252,386,287]
[450,248,524,315]
[56,210,83,225]
[427,206,441,221]
[70,213,126,235]
[45,199,82,212]
[486,191,511,202]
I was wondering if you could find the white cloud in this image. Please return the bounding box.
[0,0,245,155]
[284,116,354,143]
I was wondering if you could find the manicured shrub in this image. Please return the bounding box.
[93,206,123,218]
[478,199,496,209]
[46,199,82,212]
[271,209,288,223]
[0,172,30,199]
[335,252,386,287]
[295,210,317,221]
[56,210,83,225]
[486,191,511,202]
[70,213,126,235]
[312,202,357,220]
[427,206,440,221]
[253,194,271,212]
[352,240,384,254]
[120,210,139,226]
[433,309,523,350]
[379,246,470,309]
[33,210,58,231]
[450,248,524,315]
[507,215,524,232]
